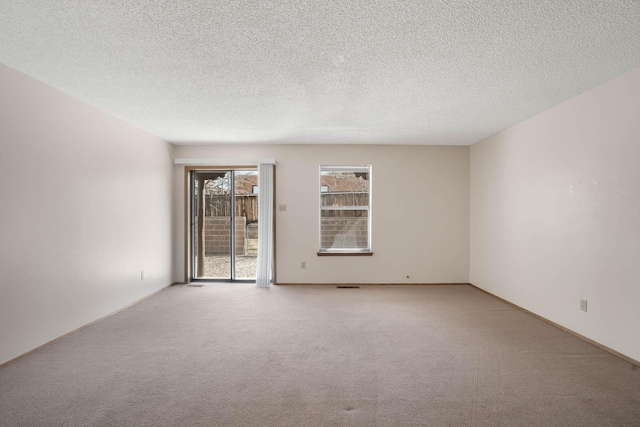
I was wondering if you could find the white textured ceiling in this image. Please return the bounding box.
[1,1,640,145]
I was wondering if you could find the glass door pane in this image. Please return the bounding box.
[233,171,258,280]
[193,171,232,279]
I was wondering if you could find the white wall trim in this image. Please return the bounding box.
[174,158,276,166]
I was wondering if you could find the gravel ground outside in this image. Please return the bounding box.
[202,255,257,279]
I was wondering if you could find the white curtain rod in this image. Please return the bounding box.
[174,158,276,166]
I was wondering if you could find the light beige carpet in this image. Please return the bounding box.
[0,284,638,426]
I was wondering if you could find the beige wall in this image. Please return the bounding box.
[0,64,174,365]
[173,145,470,284]
[470,66,640,362]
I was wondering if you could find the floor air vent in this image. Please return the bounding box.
[187,284,204,287]
[336,286,360,289]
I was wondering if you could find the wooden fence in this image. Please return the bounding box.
[320,192,369,217]
[205,195,258,222]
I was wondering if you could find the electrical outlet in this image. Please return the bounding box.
[580,299,588,312]
[301,261,306,269]
[141,270,146,280]
[279,204,287,212]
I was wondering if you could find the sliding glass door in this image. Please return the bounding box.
[190,170,258,281]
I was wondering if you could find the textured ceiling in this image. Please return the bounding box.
[1,1,640,145]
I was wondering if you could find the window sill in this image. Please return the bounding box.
[317,251,374,257]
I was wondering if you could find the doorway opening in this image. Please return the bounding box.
[189,169,258,281]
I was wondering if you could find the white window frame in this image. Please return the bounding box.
[318,165,372,253]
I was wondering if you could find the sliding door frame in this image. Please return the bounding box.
[184,166,258,283]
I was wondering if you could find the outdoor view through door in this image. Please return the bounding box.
[191,170,258,281]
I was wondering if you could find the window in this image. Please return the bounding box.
[319,165,372,254]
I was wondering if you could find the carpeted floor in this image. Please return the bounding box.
[1,284,638,426]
